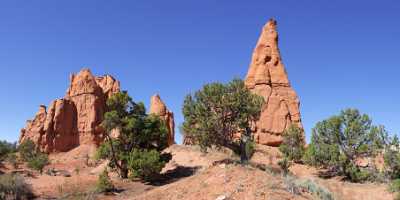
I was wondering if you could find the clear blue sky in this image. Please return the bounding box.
[1,1,399,144]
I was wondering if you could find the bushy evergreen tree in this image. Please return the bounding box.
[305,108,388,182]
[181,79,264,163]
[97,91,171,179]
[279,124,305,163]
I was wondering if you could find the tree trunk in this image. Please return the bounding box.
[240,127,252,164]
[120,160,129,179]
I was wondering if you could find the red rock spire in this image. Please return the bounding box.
[149,94,175,146]
[245,19,303,146]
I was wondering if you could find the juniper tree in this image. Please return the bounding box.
[305,108,388,182]
[182,79,264,163]
[279,124,305,163]
[97,91,171,179]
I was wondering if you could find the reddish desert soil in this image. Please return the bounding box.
[1,144,395,200]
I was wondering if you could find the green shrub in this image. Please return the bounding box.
[128,149,171,182]
[297,179,334,200]
[18,140,36,162]
[27,153,49,174]
[0,174,33,200]
[307,109,389,182]
[384,135,400,179]
[279,124,305,163]
[389,179,400,192]
[244,139,255,162]
[6,153,18,169]
[278,157,291,176]
[181,79,264,163]
[0,141,16,162]
[96,170,114,194]
[99,92,171,179]
[345,163,372,182]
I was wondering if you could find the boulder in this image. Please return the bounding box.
[245,19,304,146]
[149,94,175,146]
[19,68,120,153]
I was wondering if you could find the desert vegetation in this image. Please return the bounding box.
[0,141,17,167]
[182,78,264,163]
[18,139,49,174]
[96,91,172,181]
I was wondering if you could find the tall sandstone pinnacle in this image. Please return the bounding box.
[19,68,120,153]
[245,19,303,146]
[149,94,175,146]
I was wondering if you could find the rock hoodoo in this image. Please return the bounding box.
[149,94,175,146]
[19,69,120,153]
[245,19,303,146]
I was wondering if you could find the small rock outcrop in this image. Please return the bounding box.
[245,19,303,146]
[19,69,120,152]
[149,94,175,146]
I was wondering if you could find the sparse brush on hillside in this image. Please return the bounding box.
[181,78,264,163]
[18,139,49,174]
[0,174,33,200]
[27,152,48,174]
[6,153,18,169]
[97,91,171,180]
[0,141,16,165]
[384,135,400,179]
[303,108,388,182]
[96,169,114,194]
[18,139,36,162]
[282,175,334,200]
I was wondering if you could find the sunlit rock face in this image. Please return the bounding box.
[149,94,175,146]
[245,19,303,146]
[19,68,120,153]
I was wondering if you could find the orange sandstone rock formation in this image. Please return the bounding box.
[149,94,175,146]
[245,19,303,146]
[19,69,120,153]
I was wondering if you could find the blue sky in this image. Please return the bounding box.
[0,0,399,143]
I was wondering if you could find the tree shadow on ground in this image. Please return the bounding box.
[149,166,201,186]
[317,169,342,180]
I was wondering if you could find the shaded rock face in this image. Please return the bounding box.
[149,94,175,146]
[19,69,120,153]
[245,19,303,146]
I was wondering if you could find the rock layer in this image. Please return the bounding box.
[245,19,303,146]
[19,69,120,152]
[149,94,175,146]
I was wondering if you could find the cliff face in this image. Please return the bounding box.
[245,19,303,146]
[19,69,120,153]
[149,94,175,146]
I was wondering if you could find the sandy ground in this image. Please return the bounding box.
[1,144,395,200]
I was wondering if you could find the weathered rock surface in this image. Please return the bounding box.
[149,94,175,146]
[245,19,303,146]
[19,69,120,153]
